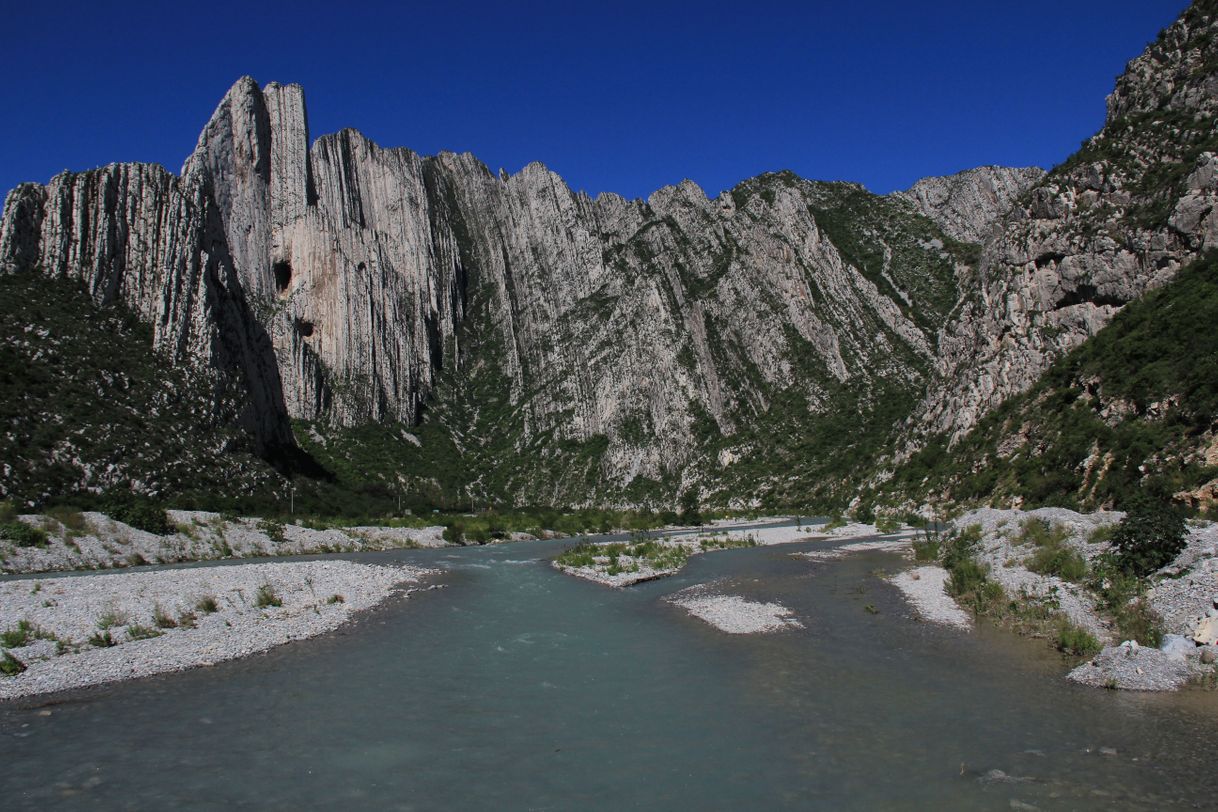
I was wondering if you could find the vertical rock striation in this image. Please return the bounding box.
[2,77,976,496]
[9,0,1212,504]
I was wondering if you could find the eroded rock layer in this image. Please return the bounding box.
[3,79,1010,499]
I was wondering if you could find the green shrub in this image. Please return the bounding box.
[1110,497,1187,577]
[698,533,757,551]
[1016,517,1068,548]
[152,605,178,629]
[912,536,940,562]
[46,506,89,534]
[0,501,16,523]
[942,524,982,570]
[96,610,128,630]
[88,631,116,648]
[874,516,901,534]
[1055,621,1101,657]
[0,521,48,547]
[196,595,219,614]
[254,584,282,608]
[947,561,989,594]
[258,518,287,544]
[554,542,597,568]
[1113,597,1164,648]
[466,525,492,544]
[1,620,35,648]
[679,491,703,526]
[854,502,876,524]
[103,496,172,536]
[126,624,162,641]
[554,538,692,574]
[1,651,26,676]
[1088,554,1165,646]
[943,525,1002,613]
[1028,543,1088,581]
[442,522,465,545]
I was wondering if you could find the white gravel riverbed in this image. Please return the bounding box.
[0,560,432,700]
[888,566,972,630]
[0,511,449,575]
[666,585,804,634]
[794,539,913,562]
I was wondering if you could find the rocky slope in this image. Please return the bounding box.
[2,79,1023,507]
[893,166,1046,244]
[4,1,1213,512]
[911,0,1218,446]
[880,251,1218,512]
[0,269,278,506]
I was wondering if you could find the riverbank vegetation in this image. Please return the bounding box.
[931,504,1181,659]
[878,252,1218,516]
[554,532,760,580]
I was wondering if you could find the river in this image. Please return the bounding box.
[2,527,1216,809]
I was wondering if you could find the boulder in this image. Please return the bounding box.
[1160,634,1196,659]
[1193,615,1218,645]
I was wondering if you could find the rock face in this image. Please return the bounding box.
[893,166,1045,244]
[912,0,1218,444]
[3,1,1214,506]
[1,80,979,500]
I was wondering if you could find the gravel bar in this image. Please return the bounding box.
[888,566,972,630]
[1,511,450,576]
[0,560,432,700]
[666,586,804,634]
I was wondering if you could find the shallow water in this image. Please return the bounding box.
[3,529,1217,810]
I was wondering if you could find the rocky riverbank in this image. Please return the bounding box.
[0,510,451,575]
[888,566,973,630]
[922,507,1218,691]
[0,560,433,700]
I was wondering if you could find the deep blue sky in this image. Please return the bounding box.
[1,1,1191,201]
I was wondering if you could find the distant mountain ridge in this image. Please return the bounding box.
[0,80,1029,508]
[3,0,1215,513]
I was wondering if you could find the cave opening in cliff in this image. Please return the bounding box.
[295,319,314,337]
[273,260,292,293]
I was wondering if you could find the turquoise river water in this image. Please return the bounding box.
[3,525,1217,810]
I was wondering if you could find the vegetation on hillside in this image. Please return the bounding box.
[0,268,278,509]
[882,252,1218,514]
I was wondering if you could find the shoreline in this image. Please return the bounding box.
[666,583,804,634]
[887,566,973,630]
[888,507,1218,692]
[0,560,432,701]
[0,510,452,577]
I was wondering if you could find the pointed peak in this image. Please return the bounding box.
[221,75,262,104]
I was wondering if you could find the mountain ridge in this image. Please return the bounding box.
[3,77,1019,507]
[4,1,1213,513]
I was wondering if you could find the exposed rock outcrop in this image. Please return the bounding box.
[3,1,1214,507]
[893,166,1045,244]
[1,80,973,499]
[912,0,1218,444]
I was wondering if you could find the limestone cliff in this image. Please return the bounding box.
[5,1,1212,509]
[1,79,979,503]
